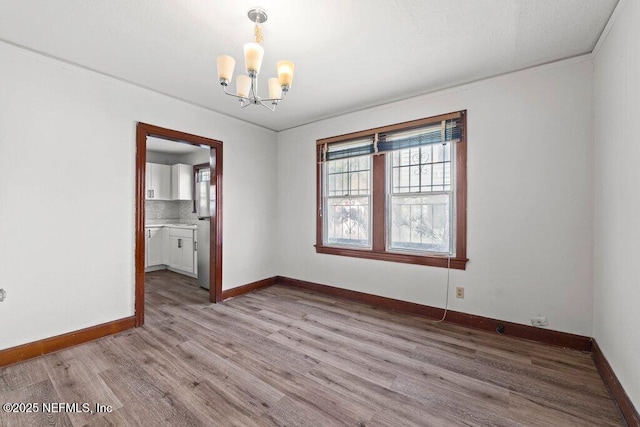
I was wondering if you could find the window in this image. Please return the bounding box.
[197,168,211,183]
[192,163,210,213]
[316,111,467,269]
[324,141,372,247]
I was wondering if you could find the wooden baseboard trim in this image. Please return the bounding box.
[592,339,640,426]
[276,276,592,352]
[0,316,136,368]
[222,277,278,300]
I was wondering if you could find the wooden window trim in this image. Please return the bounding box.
[315,111,468,270]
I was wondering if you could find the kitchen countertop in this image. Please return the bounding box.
[145,223,197,229]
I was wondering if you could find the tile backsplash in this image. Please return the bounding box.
[146,200,198,224]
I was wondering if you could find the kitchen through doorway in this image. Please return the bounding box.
[135,123,223,327]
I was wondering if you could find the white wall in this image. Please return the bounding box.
[0,42,278,349]
[277,57,594,336]
[593,0,640,409]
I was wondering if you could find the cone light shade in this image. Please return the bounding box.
[268,78,282,99]
[236,75,251,98]
[277,60,295,87]
[244,42,265,74]
[216,55,236,82]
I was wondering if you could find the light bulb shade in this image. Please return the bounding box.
[244,42,264,74]
[236,75,251,98]
[216,55,236,83]
[268,78,282,100]
[277,60,295,88]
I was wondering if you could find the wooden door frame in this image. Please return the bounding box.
[135,122,223,327]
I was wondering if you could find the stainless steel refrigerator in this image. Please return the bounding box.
[196,168,211,289]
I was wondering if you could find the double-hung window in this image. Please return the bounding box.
[316,111,468,269]
[324,141,372,247]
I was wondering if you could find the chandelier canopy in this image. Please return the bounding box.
[216,8,295,111]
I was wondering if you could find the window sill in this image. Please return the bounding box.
[315,245,468,270]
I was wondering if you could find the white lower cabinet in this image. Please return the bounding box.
[167,228,195,274]
[145,227,164,268]
[145,225,196,276]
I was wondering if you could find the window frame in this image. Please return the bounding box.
[387,142,456,256]
[315,110,468,270]
[322,152,373,249]
[192,162,210,213]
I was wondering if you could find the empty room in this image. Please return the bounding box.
[0,1,638,426]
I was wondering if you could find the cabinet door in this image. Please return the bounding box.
[153,164,172,200]
[167,234,195,273]
[193,236,198,276]
[168,236,181,269]
[162,227,170,265]
[171,164,193,201]
[145,164,153,199]
[147,228,164,266]
[180,237,194,273]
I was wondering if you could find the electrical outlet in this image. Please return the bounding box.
[456,287,464,298]
[531,316,548,327]
[0,289,6,302]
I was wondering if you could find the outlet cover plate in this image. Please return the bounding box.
[455,287,464,298]
[531,316,548,327]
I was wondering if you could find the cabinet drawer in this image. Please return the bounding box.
[168,228,194,238]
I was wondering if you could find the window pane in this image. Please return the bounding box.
[198,169,211,182]
[397,166,409,192]
[433,163,444,186]
[391,143,451,193]
[433,144,444,163]
[389,194,450,253]
[444,162,451,190]
[326,197,370,247]
[409,148,421,165]
[421,164,432,189]
[326,156,370,197]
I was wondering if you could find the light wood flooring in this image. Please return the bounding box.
[0,270,624,426]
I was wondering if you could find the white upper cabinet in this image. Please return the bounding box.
[171,164,193,201]
[145,163,171,200]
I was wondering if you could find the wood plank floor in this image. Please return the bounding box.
[0,270,624,426]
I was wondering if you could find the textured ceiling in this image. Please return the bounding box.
[0,1,618,131]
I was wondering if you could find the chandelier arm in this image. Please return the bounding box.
[261,90,289,103]
[222,84,249,101]
[258,101,276,111]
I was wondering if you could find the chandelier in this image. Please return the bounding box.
[216,8,295,111]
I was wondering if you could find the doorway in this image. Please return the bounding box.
[135,123,223,327]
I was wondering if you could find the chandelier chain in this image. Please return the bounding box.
[254,23,263,44]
